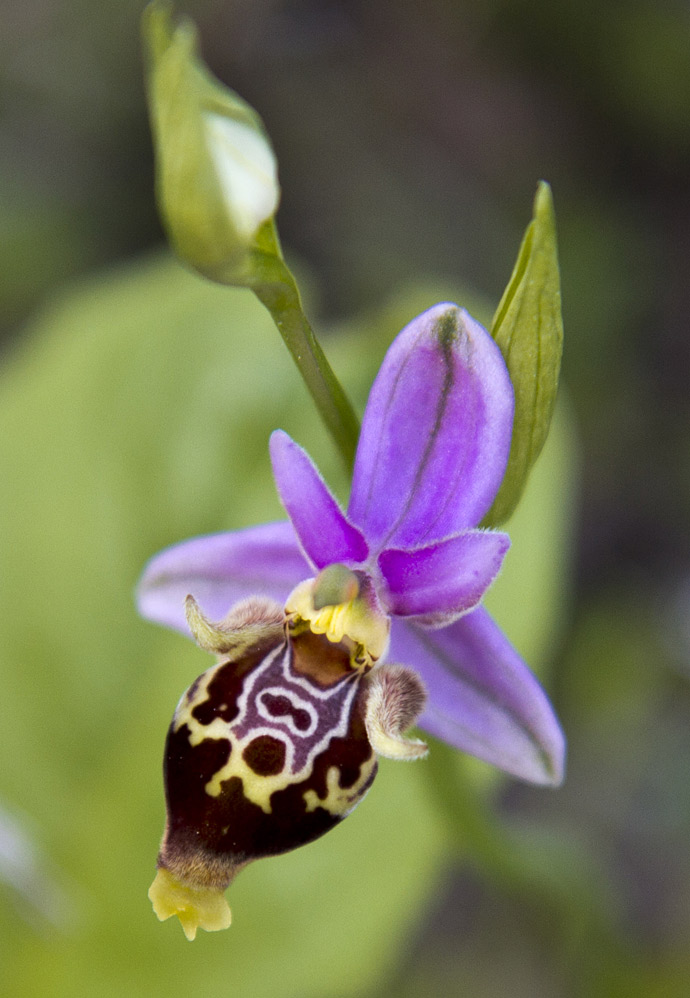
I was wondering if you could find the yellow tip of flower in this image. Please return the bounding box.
[148,867,232,940]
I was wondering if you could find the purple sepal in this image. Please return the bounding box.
[270,430,369,569]
[379,530,510,624]
[348,304,514,551]
[136,521,308,634]
[390,608,565,785]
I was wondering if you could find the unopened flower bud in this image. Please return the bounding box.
[142,2,281,285]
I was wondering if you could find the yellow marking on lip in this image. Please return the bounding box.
[175,654,359,815]
[303,756,376,817]
[203,731,292,813]
[180,699,296,814]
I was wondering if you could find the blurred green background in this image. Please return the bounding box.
[1,1,689,996]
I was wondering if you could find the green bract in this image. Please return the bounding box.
[143,1,282,285]
[484,181,564,527]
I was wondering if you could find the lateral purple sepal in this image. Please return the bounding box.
[270,430,369,569]
[378,530,510,624]
[136,521,308,634]
[390,608,565,785]
[348,304,514,550]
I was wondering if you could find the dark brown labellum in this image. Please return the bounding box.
[158,626,376,891]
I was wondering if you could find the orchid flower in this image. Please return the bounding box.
[138,302,565,939]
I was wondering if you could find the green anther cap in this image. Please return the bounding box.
[312,564,361,610]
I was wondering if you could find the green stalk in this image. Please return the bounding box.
[251,256,360,471]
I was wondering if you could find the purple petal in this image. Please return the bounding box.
[348,304,514,550]
[379,530,510,624]
[137,521,309,634]
[389,608,565,785]
[270,429,369,569]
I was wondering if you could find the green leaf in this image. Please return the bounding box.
[484,181,564,526]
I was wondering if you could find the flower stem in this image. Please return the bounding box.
[251,257,360,471]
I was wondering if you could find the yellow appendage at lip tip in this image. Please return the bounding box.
[148,868,232,941]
